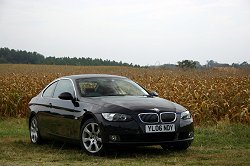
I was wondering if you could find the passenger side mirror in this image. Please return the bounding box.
[58,92,74,100]
[149,91,158,97]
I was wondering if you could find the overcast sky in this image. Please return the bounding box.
[0,0,249,65]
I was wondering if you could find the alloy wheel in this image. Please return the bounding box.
[82,122,103,154]
[30,117,39,143]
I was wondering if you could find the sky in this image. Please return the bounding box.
[0,0,249,66]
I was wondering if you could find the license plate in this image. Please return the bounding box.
[145,124,175,133]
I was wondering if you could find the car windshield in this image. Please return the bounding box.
[76,77,149,97]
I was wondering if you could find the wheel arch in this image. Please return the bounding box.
[29,112,36,127]
[80,112,98,129]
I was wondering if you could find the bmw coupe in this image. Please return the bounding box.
[28,74,194,155]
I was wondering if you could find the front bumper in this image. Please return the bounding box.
[95,113,194,145]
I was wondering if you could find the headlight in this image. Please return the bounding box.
[101,113,132,122]
[181,111,192,120]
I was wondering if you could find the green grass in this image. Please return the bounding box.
[0,118,249,166]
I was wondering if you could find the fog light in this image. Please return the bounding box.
[188,132,194,138]
[109,135,120,142]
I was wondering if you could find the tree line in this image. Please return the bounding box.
[158,60,249,69]
[0,47,139,67]
[176,60,249,69]
[1,47,249,69]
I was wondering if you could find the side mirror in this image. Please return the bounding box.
[58,92,74,100]
[149,91,158,97]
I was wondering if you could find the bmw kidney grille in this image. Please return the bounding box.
[139,112,176,123]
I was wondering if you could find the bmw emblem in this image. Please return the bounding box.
[151,108,160,112]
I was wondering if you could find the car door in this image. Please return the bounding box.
[37,81,58,136]
[49,79,77,138]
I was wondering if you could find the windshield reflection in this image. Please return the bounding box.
[76,78,149,97]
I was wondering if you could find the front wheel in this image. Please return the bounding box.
[29,116,42,144]
[80,119,105,155]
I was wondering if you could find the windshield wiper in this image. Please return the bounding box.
[104,94,127,96]
[142,94,154,97]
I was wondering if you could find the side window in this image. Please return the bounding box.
[53,79,75,98]
[43,81,58,98]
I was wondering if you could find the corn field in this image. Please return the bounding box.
[0,64,249,125]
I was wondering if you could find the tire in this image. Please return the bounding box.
[80,118,105,155]
[29,116,42,144]
[161,141,192,151]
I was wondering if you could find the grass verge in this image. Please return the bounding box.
[0,118,249,166]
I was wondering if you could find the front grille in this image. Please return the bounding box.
[138,112,176,123]
[138,113,159,123]
[160,112,176,123]
[120,133,177,142]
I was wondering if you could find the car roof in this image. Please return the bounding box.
[60,74,127,80]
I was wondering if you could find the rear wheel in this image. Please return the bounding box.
[80,119,105,155]
[29,116,42,144]
[161,141,192,151]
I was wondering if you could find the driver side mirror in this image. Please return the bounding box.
[58,92,74,100]
[149,91,158,97]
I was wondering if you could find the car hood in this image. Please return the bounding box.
[82,96,186,114]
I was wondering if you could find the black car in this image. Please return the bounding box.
[28,74,194,155]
